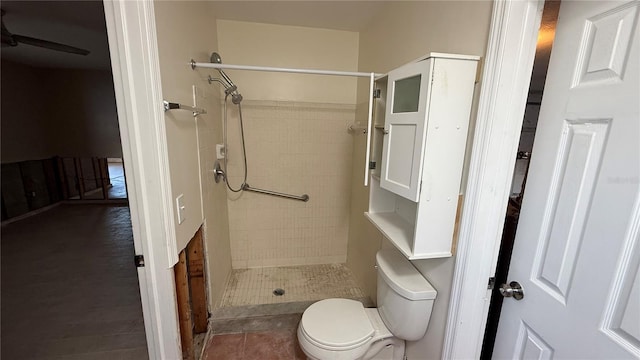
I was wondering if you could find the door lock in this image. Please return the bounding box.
[499,281,524,300]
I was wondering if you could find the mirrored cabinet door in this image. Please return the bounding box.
[380,59,433,202]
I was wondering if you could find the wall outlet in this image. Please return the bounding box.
[176,194,186,224]
[216,144,226,159]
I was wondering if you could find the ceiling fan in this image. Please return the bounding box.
[1,9,90,56]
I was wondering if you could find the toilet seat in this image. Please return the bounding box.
[299,299,374,350]
[298,299,379,360]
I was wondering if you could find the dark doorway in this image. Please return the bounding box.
[480,1,561,358]
[1,1,146,358]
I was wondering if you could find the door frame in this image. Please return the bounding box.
[103,1,181,359]
[101,0,545,358]
[442,0,545,358]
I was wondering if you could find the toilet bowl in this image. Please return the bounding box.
[297,299,403,360]
[297,249,437,360]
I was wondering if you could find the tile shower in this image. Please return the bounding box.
[221,264,365,307]
[220,100,367,308]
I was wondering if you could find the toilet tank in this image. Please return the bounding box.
[376,249,437,341]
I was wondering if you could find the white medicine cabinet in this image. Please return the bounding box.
[365,53,479,259]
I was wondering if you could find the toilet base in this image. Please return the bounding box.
[362,336,404,360]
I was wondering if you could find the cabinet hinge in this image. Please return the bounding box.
[373,89,381,99]
[369,161,376,170]
[134,255,145,268]
[488,277,496,290]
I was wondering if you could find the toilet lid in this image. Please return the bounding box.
[301,299,374,349]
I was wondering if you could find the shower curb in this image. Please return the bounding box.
[210,313,302,334]
[209,297,373,334]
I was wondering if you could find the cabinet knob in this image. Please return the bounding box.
[383,129,389,135]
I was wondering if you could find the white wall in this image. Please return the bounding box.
[224,101,356,268]
[348,2,493,359]
[217,20,359,104]
[216,20,359,268]
[1,60,122,163]
[154,1,232,308]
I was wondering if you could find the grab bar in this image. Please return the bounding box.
[163,100,207,116]
[243,183,309,202]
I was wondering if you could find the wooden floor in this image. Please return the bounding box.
[1,204,148,359]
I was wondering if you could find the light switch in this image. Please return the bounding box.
[176,194,186,224]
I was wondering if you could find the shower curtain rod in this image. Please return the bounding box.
[190,59,378,187]
[190,60,383,78]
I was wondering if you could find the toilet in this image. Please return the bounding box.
[297,248,437,360]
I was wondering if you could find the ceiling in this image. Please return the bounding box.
[0,0,386,70]
[1,1,111,69]
[0,0,558,86]
[209,1,386,32]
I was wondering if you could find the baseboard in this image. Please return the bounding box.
[63,199,129,206]
[1,202,61,227]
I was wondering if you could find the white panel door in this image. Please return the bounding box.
[494,1,640,359]
[380,59,432,201]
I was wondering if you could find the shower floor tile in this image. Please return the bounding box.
[221,263,365,307]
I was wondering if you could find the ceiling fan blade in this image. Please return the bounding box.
[1,17,18,46]
[13,34,89,56]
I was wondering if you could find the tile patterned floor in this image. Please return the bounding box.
[1,205,147,359]
[202,329,306,360]
[221,263,365,307]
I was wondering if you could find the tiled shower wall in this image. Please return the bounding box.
[224,100,356,268]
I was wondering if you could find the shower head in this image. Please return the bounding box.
[210,52,222,64]
[209,52,242,104]
[210,52,235,88]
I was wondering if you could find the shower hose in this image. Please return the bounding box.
[222,93,248,193]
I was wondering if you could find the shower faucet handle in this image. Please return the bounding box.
[213,161,226,183]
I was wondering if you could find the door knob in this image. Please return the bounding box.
[499,281,524,300]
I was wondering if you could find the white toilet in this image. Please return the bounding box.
[297,248,437,360]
